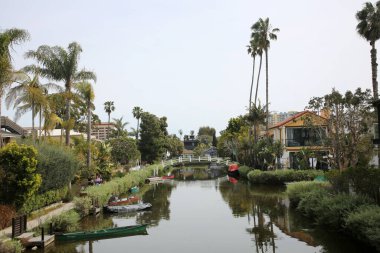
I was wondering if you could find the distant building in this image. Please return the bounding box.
[268,111,298,127]
[92,122,116,141]
[183,134,199,151]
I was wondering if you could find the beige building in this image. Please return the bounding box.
[92,122,116,140]
[268,111,298,127]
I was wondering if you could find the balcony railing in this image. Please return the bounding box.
[285,138,323,147]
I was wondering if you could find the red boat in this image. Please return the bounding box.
[108,196,140,206]
[162,175,174,179]
[227,164,239,177]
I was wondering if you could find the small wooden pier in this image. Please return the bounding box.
[17,232,55,249]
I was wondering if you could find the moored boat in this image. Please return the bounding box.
[108,196,140,206]
[227,163,239,177]
[104,203,152,213]
[55,224,148,242]
[162,175,174,179]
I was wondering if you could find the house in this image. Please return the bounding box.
[268,111,329,170]
[183,134,199,150]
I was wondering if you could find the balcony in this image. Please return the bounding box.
[285,138,323,147]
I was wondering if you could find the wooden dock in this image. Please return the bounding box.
[17,232,55,249]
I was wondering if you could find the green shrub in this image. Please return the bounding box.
[0,239,23,253]
[297,190,373,229]
[20,187,68,214]
[33,142,80,193]
[238,165,252,179]
[74,196,92,217]
[0,143,42,208]
[49,210,80,232]
[345,205,380,251]
[247,169,323,185]
[286,181,331,205]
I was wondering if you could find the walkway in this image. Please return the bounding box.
[0,202,74,238]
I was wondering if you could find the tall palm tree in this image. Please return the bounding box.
[251,18,279,132]
[25,42,96,146]
[5,71,60,143]
[356,1,380,99]
[132,106,143,140]
[247,42,257,112]
[75,82,95,170]
[0,28,29,147]
[104,101,115,139]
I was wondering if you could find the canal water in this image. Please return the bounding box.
[33,167,375,253]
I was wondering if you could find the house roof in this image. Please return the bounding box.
[269,110,327,129]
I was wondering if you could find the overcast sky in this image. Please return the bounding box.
[1,0,373,136]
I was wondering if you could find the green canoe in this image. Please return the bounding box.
[55,224,148,242]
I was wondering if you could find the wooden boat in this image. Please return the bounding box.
[55,224,148,242]
[104,203,152,213]
[145,177,163,183]
[108,196,140,206]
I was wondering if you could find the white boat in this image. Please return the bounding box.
[104,203,152,213]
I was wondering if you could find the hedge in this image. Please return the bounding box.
[286,181,331,205]
[247,169,323,185]
[20,187,69,214]
[238,165,252,179]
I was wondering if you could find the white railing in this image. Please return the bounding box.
[161,156,231,167]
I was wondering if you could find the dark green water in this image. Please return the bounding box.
[31,168,376,253]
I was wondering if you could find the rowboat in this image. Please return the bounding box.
[108,196,140,206]
[162,175,174,179]
[104,203,152,213]
[55,224,148,242]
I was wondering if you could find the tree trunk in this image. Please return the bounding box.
[254,55,263,106]
[371,41,378,99]
[39,105,42,142]
[136,118,139,140]
[107,113,110,140]
[32,100,35,143]
[65,86,71,146]
[249,56,256,111]
[87,100,91,171]
[265,49,269,132]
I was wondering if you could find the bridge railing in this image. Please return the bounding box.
[161,156,231,167]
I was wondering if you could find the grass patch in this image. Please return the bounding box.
[0,238,23,253]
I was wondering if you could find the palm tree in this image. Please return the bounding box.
[5,71,60,143]
[111,116,128,138]
[75,82,95,170]
[0,28,29,147]
[104,101,115,139]
[247,42,257,112]
[251,18,279,132]
[179,129,183,140]
[132,106,143,140]
[356,1,380,99]
[25,42,96,146]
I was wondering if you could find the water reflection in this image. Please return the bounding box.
[219,179,376,253]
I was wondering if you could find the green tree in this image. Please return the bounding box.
[132,106,143,140]
[74,82,95,170]
[307,88,374,171]
[25,42,96,146]
[104,101,115,139]
[109,116,129,138]
[0,143,41,207]
[33,141,79,192]
[251,18,279,132]
[356,1,380,99]
[0,28,29,147]
[95,142,112,180]
[108,136,140,166]
[139,112,167,163]
[165,135,184,157]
